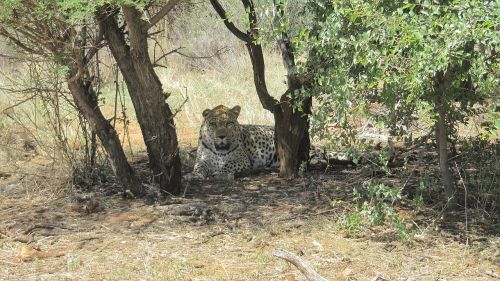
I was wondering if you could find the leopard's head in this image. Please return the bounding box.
[200,105,242,152]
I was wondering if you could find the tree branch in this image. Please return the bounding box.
[155,46,227,63]
[273,0,299,89]
[85,24,105,63]
[208,0,278,112]
[272,249,329,281]
[0,95,38,115]
[209,0,251,43]
[0,29,44,56]
[144,0,184,31]
[241,0,257,30]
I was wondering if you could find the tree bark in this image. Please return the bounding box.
[433,42,473,203]
[272,2,312,177]
[274,96,311,178]
[97,6,182,194]
[436,98,454,200]
[67,70,143,196]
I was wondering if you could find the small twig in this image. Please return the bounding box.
[0,94,38,115]
[401,166,416,190]
[23,224,55,235]
[0,170,64,178]
[182,181,189,197]
[96,241,114,253]
[175,46,228,59]
[485,270,500,279]
[0,229,34,244]
[153,46,228,67]
[12,235,34,244]
[144,0,184,31]
[153,46,185,64]
[197,231,226,244]
[76,237,100,250]
[169,87,189,120]
[23,223,71,235]
[0,53,20,59]
[272,249,328,281]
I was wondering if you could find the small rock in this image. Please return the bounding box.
[267,186,278,192]
[245,184,260,191]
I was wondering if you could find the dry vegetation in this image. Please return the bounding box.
[1,3,499,280]
[1,164,499,280]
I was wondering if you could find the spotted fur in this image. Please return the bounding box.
[193,105,279,178]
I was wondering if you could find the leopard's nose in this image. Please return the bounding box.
[215,129,227,140]
[215,128,227,140]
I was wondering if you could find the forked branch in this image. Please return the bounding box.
[209,0,252,43]
[209,0,278,112]
[145,0,184,31]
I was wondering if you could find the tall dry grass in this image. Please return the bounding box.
[91,49,287,152]
[0,58,107,189]
[1,43,287,174]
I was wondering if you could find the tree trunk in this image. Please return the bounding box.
[97,6,182,194]
[436,98,454,200]
[273,9,312,177]
[67,72,143,196]
[244,40,311,178]
[274,97,311,178]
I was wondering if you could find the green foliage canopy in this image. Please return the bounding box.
[294,0,499,141]
[0,0,151,22]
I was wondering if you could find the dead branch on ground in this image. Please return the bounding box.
[272,248,328,281]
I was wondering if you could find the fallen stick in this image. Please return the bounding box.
[272,249,328,281]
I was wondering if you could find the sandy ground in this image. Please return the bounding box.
[0,157,498,281]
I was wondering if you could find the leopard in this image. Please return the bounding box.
[192,105,279,179]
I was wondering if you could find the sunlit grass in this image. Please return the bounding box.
[0,50,287,170]
[160,51,286,143]
[95,51,286,149]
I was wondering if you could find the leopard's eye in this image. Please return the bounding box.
[209,121,216,126]
[227,121,235,126]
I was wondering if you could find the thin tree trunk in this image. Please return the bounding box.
[97,6,182,194]
[67,73,143,195]
[212,0,311,178]
[436,100,454,200]
[0,2,143,195]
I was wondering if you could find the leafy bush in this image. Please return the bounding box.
[340,181,409,239]
[293,0,498,198]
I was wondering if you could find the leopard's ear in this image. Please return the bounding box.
[230,105,241,118]
[202,109,212,118]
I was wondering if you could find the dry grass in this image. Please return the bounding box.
[85,50,287,151]
[0,49,286,172]
[1,171,498,280]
